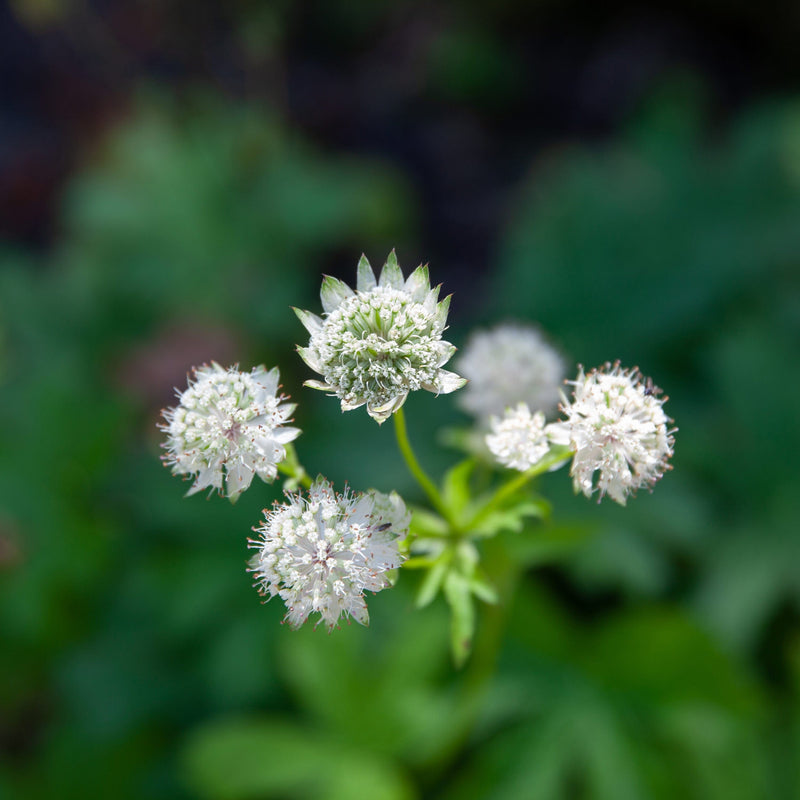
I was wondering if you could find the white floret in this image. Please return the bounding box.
[160,363,300,499]
[486,403,551,471]
[553,362,675,505]
[249,480,408,629]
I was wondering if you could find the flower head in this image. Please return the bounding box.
[295,251,466,423]
[456,323,564,420]
[486,403,551,471]
[249,479,407,629]
[160,363,300,499]
[551,362,675,505]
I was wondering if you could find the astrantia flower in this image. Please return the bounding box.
[456,323,564,420]
[551,362,675,505]
[486,403,551,471]
[160,363,300,499]
[249,479,407,629]
[295,251,466,423]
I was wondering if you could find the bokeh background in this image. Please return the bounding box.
[1,1,799,798]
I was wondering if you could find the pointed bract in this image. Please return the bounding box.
[296,346,323,372]
[404,263,430,302]
[423,369,467,395]
[356,254,377,292]
[293,307,324,336]
[433,294,452,333]
[378,249,404,290]
[320,275,355,314]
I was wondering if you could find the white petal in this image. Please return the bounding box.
[433,294,451,333]
[226,462,255,496]
[544,421,571,446]
[378,250,404,289]
[356,254,377,292]
[297,346,323,372]
[351,494,374,525]
[367,392,407,423]
[293,308,324,335]
[422,286,440,315]
[348,598,370,626]
[404,263,430,302]
[251,366,279,396]
[187,466,222,495]
[255,463,278,483]
[274,426,301,444]
[304,379,333,391]
[433,340,457,367]
[320,275,355,313]
[341,396,367,411]
[423,369,466,395]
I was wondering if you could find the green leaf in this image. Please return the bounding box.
[504,523,595,567]
[469,568,499,605]
[415,556,451,609]
[408,507,449,538]
[182,718,414,800]
[441,459,476,518]
[470,497,550,538]
[444,570,476,668]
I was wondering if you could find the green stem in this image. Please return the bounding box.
[393,407,451,521]
[467,446,572,529]
[277,443,313,490]
[419,536,521,781]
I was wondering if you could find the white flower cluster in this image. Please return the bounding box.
[550,362,675,505]
[456,323,564,420]
[158,249,679,644]
[296,251,466,423]
[486,403,550,471]
[486,362,674,505]
[160,363,300,499]
[249,480,408,629]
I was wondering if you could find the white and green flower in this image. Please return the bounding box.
[486,402,551,471]
[295,251,466,423]
[249,479,408,629]
[550,362,675,505]
[456,323,564,421]
[160,363,300,499]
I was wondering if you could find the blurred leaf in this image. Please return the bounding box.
[441,459,476,518]
[182,718,415,800]
[444,570,476,668]
[415,554,451,609]
[408,507,449,539]
[447,587,768,800]
[502,522,594,568]
[470,496,550,537]
[276,588,460,766]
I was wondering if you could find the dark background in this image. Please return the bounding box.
[1,1,799,798]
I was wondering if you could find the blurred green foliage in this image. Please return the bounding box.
[492,80,800,656]
[1,81,799,800]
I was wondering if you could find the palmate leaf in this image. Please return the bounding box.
[693,518,800,653]
[441,584,768,800]
[469,496,551,538]
[273,588,464,767]
[182,718,414,800]
[444,570,476,668]
[441,459,476,520]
